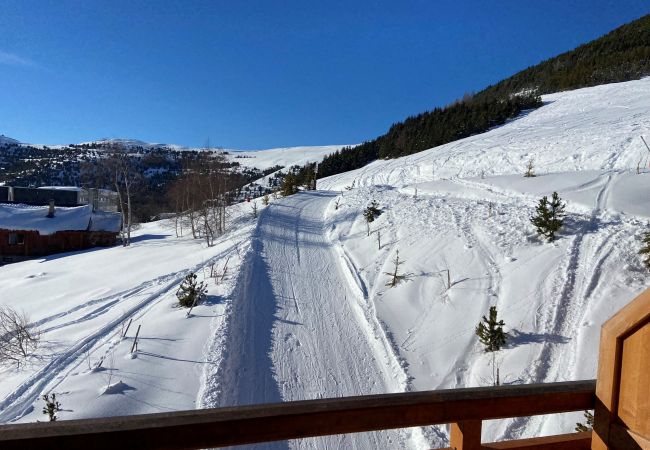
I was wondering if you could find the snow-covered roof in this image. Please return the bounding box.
[37,186,83,192]
[0,203,121,235]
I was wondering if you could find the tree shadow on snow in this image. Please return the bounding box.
[505,329,570,349]
[129,233,170,244]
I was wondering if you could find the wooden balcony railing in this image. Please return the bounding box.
[0,287,647,449]
[0,380,595,450]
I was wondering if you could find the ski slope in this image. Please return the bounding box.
[0,79,648,449]
[200,191,427,448]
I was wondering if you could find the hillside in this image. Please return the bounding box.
[1,79,648,448]
[0,138,345,219]
[319,14,650,178]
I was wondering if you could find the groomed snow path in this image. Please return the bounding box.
[212,191,416,449]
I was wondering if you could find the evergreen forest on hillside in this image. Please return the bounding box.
[318,14,650,178]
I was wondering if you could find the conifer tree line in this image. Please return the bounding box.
[279,163,318,196]
[319,14,650,178]
[319,93,542,177]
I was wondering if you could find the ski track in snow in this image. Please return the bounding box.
[0,244,238,423]
[204,191,424,449]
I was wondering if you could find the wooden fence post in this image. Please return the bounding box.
[450,420,482,450]
[130,325,141,354]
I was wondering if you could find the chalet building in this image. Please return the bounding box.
[0,186,121,264]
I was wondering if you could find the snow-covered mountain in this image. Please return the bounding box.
[0,79,649,449]
[0,135,20,146]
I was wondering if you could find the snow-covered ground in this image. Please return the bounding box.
[227,145,347,171]
[0,203,257,423]
[0,78,649,449]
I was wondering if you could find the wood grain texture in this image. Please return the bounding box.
[0,381,595,450]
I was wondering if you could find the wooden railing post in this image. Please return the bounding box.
[592,287,650,449]
[450,420,482,450]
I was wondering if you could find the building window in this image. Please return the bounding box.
[8,233,24,245]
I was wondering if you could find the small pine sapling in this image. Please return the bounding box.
[575,410,594,432]
[530,191,566,242]
[262,194,270,206]
[363,201,382,236]
[524,158,535,177]
[475,306,508,352]
[334,197,341,210]
[42,393,62,421]
[252,201,258,219]
[385,250,408,287]
[639,230,650,270]
[176,273,208,308]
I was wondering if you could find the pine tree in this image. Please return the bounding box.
[281,173,297,196]
[384,250,408,287]
[363,201,382,236]
[475,306,508,352]
[176,273,208,308]
[42,393,62,421]
[363,201,381,222]
[639,230,650,270]
[531,191,566,242]
[575,410,594,432]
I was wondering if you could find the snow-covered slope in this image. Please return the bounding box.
[320,78,650,190]
[0,203,258,423]
[227,145,347,170]
[0,79,648,449]
[310,78,650,444]
[0,135,20,146]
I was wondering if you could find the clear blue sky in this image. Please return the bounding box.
[1,1,648,149]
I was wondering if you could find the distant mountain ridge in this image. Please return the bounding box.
[318,14,650,178]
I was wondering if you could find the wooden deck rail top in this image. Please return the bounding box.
[0,380,596,450]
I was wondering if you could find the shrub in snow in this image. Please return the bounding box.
[475,306,507,352]
[524,158,536,177]
[530,191,565,242]
[0,305,40,367]
[262,194,270,206]
[176,273,208,308]
[639,230,650,270]
[42,393,62,421]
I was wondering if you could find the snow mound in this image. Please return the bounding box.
[100,380,135,395]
